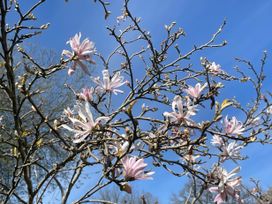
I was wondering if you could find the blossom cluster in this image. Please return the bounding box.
[209,167,243,204]
[62,33,96,75]
[2,1,272,203]
[60,33,266,203]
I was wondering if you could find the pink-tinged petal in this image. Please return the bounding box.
[70,35,80,51]
[175,96,183,114]
[61,124,78,133]
[68,62,77,76]
[144,171,155,178]
[102,70,111,90]
[228,177,241,188]
[68,117,86,129]
[92,70,126,95]
[79,87,94,102]
[77,105,88,123]
[226,166,240,180]
[122,156,154,181]
[131,158,147,170]
[214,192,225,204]
[163,112,178,120]
[112,89,124,95]
[71,32,81,50]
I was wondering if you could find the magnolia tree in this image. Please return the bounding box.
[0,0,272,204]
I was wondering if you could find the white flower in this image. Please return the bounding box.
[211,134,224,146]
[78,87,94,102]
[62,33,96,75]
[208,62,223,74]
[92,70,127,95]
[223,116,244,135]
[62,102,109,143]
[209,166,243,204]
[185,83,207,98]
[221,142,243,162]
[163,95,197,125]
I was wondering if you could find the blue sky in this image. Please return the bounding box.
[21,0,272,203]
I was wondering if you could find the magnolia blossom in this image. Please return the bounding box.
[223,116,244,135]
[62,33,96,75]
[92,70,127,95]
[208,62,223,74]
[62,102,109,143]
[122,156,154,181]
[211,134,224,146]
[209,166,243,204]
[185,83,207,98]
[163,95,197,125]
[78,87,94,102]
[221,142,243,162]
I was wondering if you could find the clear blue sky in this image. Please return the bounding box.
[22,0,272,203]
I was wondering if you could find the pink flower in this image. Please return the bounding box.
[209,166,243,204]
[122,156,154,181]
[62,102,109,143]
[79,87,94,102]
[223,116,244,135]
[185,83,207,98]
[92,70,127,95]
[62,33,96,75]
[163,95,197,125]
